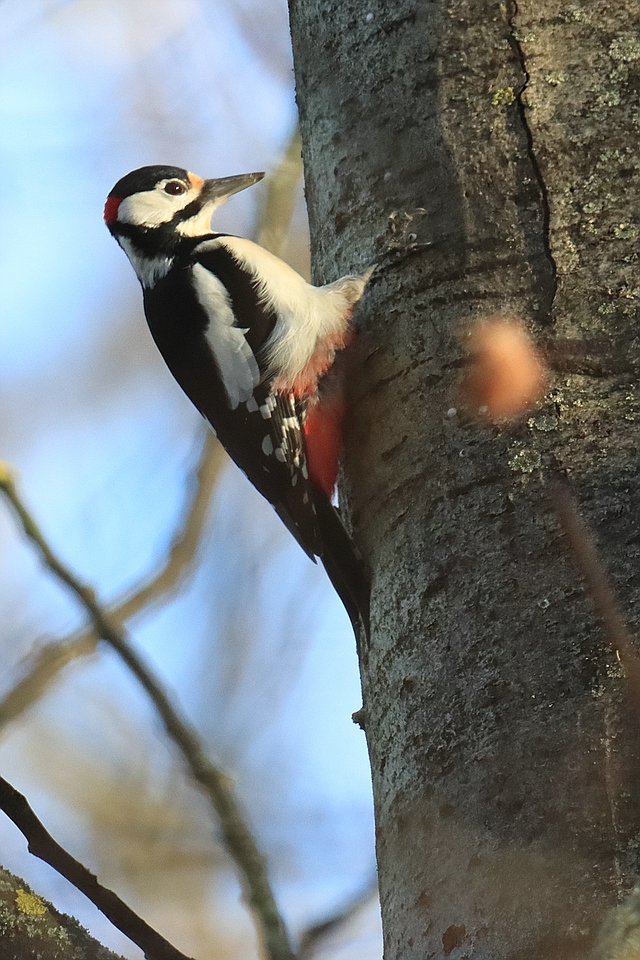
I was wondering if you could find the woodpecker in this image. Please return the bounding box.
[105,165,371,638]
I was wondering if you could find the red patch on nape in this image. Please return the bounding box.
[303,393,346,497]
[103,195,122,225]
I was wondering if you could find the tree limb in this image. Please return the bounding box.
[297,877,378,960]
[255,127,303,255]
[0,777,194,960]
[551,481,640,709]
[0,465,294,960]
[0,863,127,960]
[0,432,224,731]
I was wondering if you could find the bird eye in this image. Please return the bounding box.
[164,180,187,195]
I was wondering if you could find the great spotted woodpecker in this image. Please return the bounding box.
[104,165,370,638]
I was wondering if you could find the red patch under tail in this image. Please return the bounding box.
[304,391,345,498]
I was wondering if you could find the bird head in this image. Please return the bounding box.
[104,165,264,251]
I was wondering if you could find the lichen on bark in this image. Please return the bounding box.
[0,865,125,960]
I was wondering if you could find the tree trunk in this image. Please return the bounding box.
[288,0,640,956]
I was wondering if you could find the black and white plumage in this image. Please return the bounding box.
[105,165,371,637]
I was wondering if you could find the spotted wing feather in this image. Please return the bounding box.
[209,379,320,557]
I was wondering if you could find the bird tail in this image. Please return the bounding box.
[312,489,371,644]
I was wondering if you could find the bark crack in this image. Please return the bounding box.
[505,0,558,318]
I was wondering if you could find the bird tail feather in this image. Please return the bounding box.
[313,490,371,644]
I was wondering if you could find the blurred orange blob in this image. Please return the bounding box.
[463,318,547,420]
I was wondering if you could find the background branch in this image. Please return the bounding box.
[0,776,194,960]
[0,432,224,731]
[255,127,303,254]
[551,481,640,708]
[297,878,378,960]
[0,465,294,960]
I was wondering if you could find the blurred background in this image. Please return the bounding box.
[0,1,379,956]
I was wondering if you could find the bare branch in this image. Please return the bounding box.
[256,126,303,255]
[0,466,294,960]
[0,632,99,731]
[114,431,225,621]
[0,775,194,960]
[0,434,225,730]
[297,877,378,960]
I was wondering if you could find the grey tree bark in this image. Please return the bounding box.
[288,0,640,957]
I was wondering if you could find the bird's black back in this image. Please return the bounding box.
[143,248,322,558]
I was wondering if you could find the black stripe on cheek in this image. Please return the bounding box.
[171,197,205,224]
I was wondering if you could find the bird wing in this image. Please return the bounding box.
[186,238,321,558]
[250,386,321,558]
[193,237,277,366]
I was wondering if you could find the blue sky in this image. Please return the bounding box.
[0,2,378,956]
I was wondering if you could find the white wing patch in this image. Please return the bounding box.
[191,262,260,409]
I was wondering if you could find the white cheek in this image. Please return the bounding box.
[117,189,188,227]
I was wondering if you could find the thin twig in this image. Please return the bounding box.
[0,774,194,960]
[298,877,378,960]
[551,481,640,706]
[0,433,225,731]
[113,431,225,621]
[0,466,295,960]
[0,632,98,731]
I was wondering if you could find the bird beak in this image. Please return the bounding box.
[201,172,265,203]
